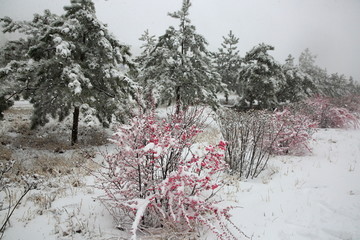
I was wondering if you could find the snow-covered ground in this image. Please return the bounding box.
[229,128,360,240]
[1,103,360,239]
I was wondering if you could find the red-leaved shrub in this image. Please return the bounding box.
[304,96,359,129]
[98,108,244,239]
[270,109,317,155]
[329,95,360,115]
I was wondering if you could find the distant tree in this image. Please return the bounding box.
[137,0,221,112]
[134,30,157,109]
[277,54,315,103]
[136,30,157,67]
[237,43,285,110]
[299,48,355,98]
[298,48,326,95]
[324,73,352,98]
[298,48,317,75]
[213,30,242,103]
[348,76,360,95]
[0,0,136,145]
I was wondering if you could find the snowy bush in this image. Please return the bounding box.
[303,96,359,129]
[270,108,317,155]
[334,95,360,114]
[327,107,359,129]
[98,108,242,239]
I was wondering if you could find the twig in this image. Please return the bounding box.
[0,184,34,238]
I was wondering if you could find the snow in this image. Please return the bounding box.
[130,197,151,240]
[53,36,62,44]
[55,40,72,58]
[1,103,360,239]
[226,128,360,239]
[62,64,93,95]
[98,37,113,53]
[68,78,82,95]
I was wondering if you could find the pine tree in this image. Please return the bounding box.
[238,43,285,110]
[0,39,32,119]
[134,30,157,109]
[0,0,136,145]
[324,73,351,98]
[348,76,360,95]
[298,48,325,95]
[277,54,315,103]
[137,0,221,112]
[298,48,354,98]
[213,30,242,103]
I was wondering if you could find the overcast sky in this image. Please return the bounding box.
[1,0,359,81]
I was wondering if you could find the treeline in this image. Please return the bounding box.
[215,41,359,110]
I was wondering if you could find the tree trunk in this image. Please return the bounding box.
[175,86,181,114]
[71,105,80,146]
[225,93,229,104]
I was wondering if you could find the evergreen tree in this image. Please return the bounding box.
[136,30,157,67]
[134,30,157,109]
[0,0,136,145]
[0,39,32,119]
[137,0,221,112]
[213,30,242,103]
[238,43,285,110]
[277,54,315,103]
[324,73,351,98]
[298,48,325,95]
[348,76,360,95]
[298,48,353,98]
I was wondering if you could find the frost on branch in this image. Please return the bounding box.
[97,108,242,239]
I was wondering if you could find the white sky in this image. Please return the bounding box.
[1,0,359,81]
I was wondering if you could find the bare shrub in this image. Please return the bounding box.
[216,109,276,179]
[217,107,317,178]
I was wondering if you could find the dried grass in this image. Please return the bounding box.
[0,145,12,161]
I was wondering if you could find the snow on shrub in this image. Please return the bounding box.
[327,107,359,128]
[97,108,243,239]
[303,96,359,129]
[271,108,317,155]
[329,95,360,115]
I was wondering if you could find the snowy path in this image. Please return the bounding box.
[230,128,360,240]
